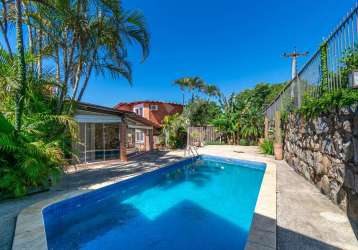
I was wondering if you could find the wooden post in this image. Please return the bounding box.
[120,120,128,162]
[274,111,283,160]
[264,116,269,140]
[145,129,154,151]
[275,112,281,144]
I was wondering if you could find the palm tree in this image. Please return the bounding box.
[28,0,149,112]
[14,0,27,133]
[174,76,221,100]
[76,5,150,102]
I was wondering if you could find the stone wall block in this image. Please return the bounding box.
[353,137,358,165]
[342,141,353,162]
[320,175,331,195]
[343,120,352,133]
[344,168,355,190]
[321,138,335,155]
[316,155,330,176]
[284,109,357,218]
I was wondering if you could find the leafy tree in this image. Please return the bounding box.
[161,113,187,149]
[0,0,150,113]
[0,49,77,198]
[212,83,284,144]
[183,98,221,127]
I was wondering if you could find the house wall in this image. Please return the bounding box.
[115,102,183,126]
[74,109,155,163]
[284,105,358,220]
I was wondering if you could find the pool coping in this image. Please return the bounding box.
[12,154,276,250]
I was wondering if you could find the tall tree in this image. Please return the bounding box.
[174,76,221,101]
[14,0,27,133]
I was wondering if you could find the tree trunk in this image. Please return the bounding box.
[14,0,27,133]
[37,29,43,78]
[55,47,60,95]
[71,50,83,100]
[77,61,93,101]
[77,52,96,101]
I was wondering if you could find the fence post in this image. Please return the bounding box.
[274,111,283,160]
[264,116,269,140]
[320,41,329,93]
[297,77,302,107]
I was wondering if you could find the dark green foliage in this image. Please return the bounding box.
[184,98,221,127]
[161,113,187,149]
[299,88,358,118]
[298,44,358,118]
[320,42,329,93]
[0,113,62,197]
[0,49,77,198]
[204,140,225,145]
[212,83,285,144]
[239,139,249,146]
[259,139,274,155]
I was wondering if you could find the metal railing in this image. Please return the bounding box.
[265,4,358,120]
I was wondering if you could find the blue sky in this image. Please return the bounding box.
[80,1,356,106]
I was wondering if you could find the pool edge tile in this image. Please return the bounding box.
[11,152,277,250]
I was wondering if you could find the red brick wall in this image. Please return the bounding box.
[148,103,183,126]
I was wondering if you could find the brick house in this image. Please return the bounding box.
[114,101,184,127]
[114,101,184,148]
[73,102,160,163]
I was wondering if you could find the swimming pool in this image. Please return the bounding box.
[43,155,266,250]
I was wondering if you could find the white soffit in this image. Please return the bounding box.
[74,114,122,123]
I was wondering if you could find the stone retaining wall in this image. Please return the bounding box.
[284,105,358,220]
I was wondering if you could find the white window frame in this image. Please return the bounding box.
[133,106,144,117]
[149,104,159,111]
[135,130,145,143]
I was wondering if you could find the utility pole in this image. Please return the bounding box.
[283,47,309,79]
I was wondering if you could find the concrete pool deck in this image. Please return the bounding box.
[2,146,358,249]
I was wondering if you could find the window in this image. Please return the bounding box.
[133,107,144,117]
[135,131,144,143]
[150,104,159,111]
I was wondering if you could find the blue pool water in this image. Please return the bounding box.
[43,156,266,250]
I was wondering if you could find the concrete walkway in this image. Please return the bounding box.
[197,145,358,249]
[1,146,357,250]
[276,160,358,250]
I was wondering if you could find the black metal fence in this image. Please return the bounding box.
[265,4,358,120]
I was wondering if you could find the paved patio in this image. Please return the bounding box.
[1,146,358,250]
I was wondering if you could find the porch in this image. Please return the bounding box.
[73,102,156,164]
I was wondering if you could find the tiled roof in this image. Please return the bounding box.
[114,100,184,109]
[76,102,160,128]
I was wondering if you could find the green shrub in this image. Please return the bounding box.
[205,140,225,145]
[239,138,249,146]
[259,139,274,155]
[298,88,358,118]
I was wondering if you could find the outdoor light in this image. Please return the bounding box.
[348,70,358,89]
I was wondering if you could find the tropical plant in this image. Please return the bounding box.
[161,113,187,149]
[174,76,221,100]
[183,98,221,127]
[259,139,274,155]
[0,47,78,198]
[0,0,150,198]
[212,83,284,144]
[0,0,150,113]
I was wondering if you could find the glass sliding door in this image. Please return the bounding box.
[74,122,121,163]
[86,123,98,162]
[104,124,120,160]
